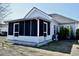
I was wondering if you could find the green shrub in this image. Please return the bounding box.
[70,28,74,39]
[76,29,79,39]
[59,26,69,40]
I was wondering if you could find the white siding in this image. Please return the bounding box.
[50,19,58,37]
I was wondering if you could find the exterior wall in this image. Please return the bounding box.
[50,19,58,37]
[7,35,52,46]
[74,23,79,36]
[75,23,79,30]
[7,35,39,43]
[7,35,39,46]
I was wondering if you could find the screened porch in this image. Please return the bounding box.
[8,19,50,37]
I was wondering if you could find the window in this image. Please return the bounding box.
[25,20,30,36]
[39,20,50,36]
[8,22,13,35]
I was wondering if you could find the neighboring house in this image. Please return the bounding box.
[0,22,8,35]
[6,7,79,47]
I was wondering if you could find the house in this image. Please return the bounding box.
[6,7,79,47]
[0,21,8,36]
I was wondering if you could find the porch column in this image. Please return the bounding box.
[37,19,39,36]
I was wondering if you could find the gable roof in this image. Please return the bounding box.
[49,14,78,24]
[24,7,52,21]
[6,7,79,24]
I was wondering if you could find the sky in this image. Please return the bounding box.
[5,3,79,21]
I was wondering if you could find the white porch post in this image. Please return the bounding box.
[37,19,39,36]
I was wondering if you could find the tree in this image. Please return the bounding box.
[0,3,11,21]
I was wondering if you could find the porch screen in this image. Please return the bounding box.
[25,20,30,36]
[8,22,13,35]
[25,20,37,36]
[48,22,50,35]
[31,20,37,36]
[19,21,24,35]
[39,20,43,36]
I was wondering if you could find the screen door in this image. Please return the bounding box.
[14,23,19,37]
[43,22,48,37]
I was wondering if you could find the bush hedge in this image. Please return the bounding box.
[76,29,79,40]
[59,27,70,40]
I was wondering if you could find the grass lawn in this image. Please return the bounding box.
[38,40,78,54]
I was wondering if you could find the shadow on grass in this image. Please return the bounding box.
[13,40,79,54]
[37,40,78,54]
